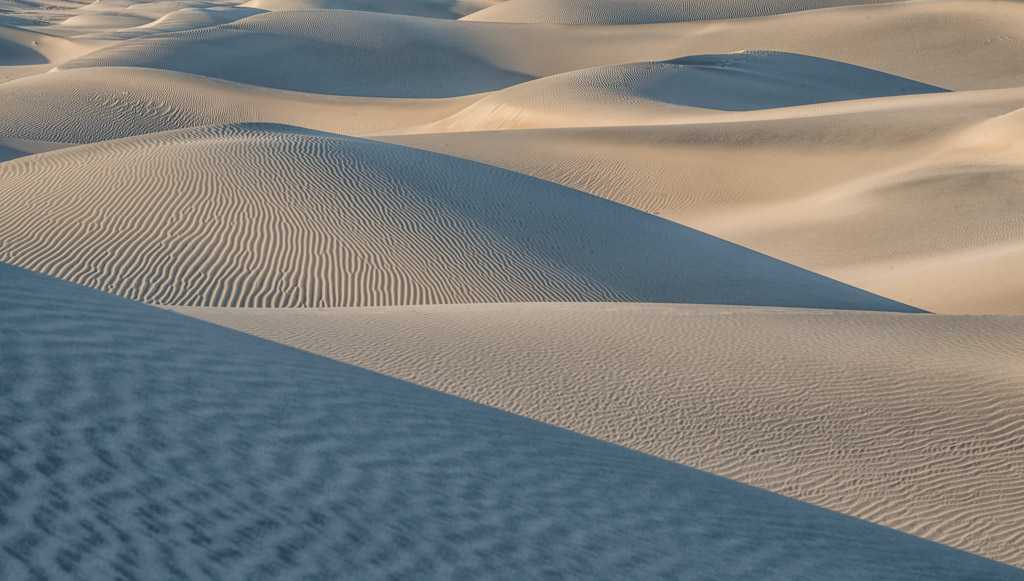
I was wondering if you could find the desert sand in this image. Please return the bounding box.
[2,0,1023,577]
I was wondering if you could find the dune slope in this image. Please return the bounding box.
[388,91,1024,313]
[423,51,947,131]
[0,67,479,143]
[182,302,1024,566]
[0,123,916,310]
[5,266,1022,579]
[243,0,495,19]
[463,0,896,24]
[56,1,1024,97]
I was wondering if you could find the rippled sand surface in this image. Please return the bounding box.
[2,0,1023,576]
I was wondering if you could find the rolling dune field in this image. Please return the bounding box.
[1,0,1023,578]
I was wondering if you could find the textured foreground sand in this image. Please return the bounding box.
[3,0,1024,576]
[6,264,1023,579]
[182,303,1024,566]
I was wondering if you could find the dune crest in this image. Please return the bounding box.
[182,302,1024,567]
[463,0,897,24]
[0,123,917,310]
[423,51,947,131]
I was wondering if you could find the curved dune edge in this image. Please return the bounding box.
[242,0,496,19]
[0,67,481,144]
[462,0,900,24]
[5,265,1022,579]
[386,91,1024,314]
[179,301,1024,567]
[420,51,947,132]
[54,1,1024,94]
[0,123,917,311]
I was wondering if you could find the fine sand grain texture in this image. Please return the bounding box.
[3,0,1024,575]
[5,267,1023,580]
[181,302,1024,567]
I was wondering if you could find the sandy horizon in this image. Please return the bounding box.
[2,0,1023,578]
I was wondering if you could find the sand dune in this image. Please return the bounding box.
[57,10,153,28]
[0,23,88,63]
[0,67,479,143]
[4,0,1024,574]
[464,0,894,24]
[6,264,1022,580]
[55,0,1024,97]
[389,90,1024,313]
[0,137,69,161]
[0,52,947,143]
[0,123,915,310]
[59,10,542,97]
[422,51,947,131]
[243,0,495,19]
[182,302,1024,566]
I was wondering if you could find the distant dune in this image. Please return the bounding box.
[390,91,1024,313]
[0,67,479,143]
[463,0,894,24]
[243,0,495,19]
[423,51,947,131]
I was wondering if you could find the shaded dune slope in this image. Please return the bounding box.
[84,6,266,40]
[0,67,479,144]
[388,92,1024,313]
[0,123,916,310]
[4,264,1022,579]
[54,1,1024,97]
[242,0,495,19]
[463,0,897,23]
[58,10,541,97]
[183,302,1024,566]
[425,51,947,131]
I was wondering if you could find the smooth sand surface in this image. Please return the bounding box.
[463,0,897,24]
[243,0,495,19]
[416,51,948,131]
[182,302,1024,566]
[0,67,481,142]
[6,264,1023,579]
[388,91,1024,313]
[3,0,1024,575]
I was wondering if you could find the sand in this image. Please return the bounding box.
[2,0,1024,576]
[181,302,1024,566]
[6,263,1024,579]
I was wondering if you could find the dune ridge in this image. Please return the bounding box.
[420,51,948,132]
[463,0,899,24]
[5,264,1022,579]
[387,91,1024,313]
[181,302,1024,567]
[0,123,916,310]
